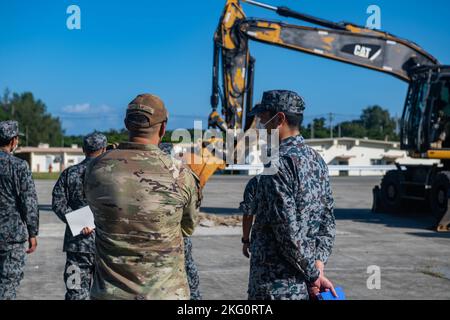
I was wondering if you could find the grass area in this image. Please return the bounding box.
[32,172,60,180]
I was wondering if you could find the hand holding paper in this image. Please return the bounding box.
[81,227,95,236]
[65,206,95,236]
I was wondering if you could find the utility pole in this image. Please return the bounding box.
[2,88,10,117]
[4,97,14,120]
[395,114,400,135]
[329,113,334,139]
[310,120,315,139]
[338,123,342,138]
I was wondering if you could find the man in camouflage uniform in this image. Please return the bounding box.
[159,143,202,300]
[239,175,260,258]
[84,94,200,300]
[247,90,336,300]
[0,120,39,300]
[52,132,107,300]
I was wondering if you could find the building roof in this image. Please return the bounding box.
[334,154,356,160]
[305,137,399,148]
[16,147,83,154]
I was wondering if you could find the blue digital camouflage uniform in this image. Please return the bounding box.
[247,90,335,300]
[183,237,201,300]
[52,132,107,300]
[0,120,39,300]
[248,135,335,300]
[160,142,202,300]
[239,176,261,217]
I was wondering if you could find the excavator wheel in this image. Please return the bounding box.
[380,170,405,213]
[429,172,450,224]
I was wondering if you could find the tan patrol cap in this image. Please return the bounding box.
[124,94,168,132]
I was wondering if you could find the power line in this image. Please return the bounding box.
[54,113,207,120]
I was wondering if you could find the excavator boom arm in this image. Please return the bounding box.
[241,19,438,82]
[211,0,439,131]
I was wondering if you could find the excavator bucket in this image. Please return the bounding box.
[187,150,226,188]
[185,131,264,187]
[437,208,450,232]
[183,138,226,188]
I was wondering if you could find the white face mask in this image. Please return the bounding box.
[255,114,279,130]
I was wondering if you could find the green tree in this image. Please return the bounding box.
[0,89,10,121]
[62,134,83,147]
[0,90,64,146]
[101,129,128,144]
[360,105,398,140]
[337,120,367,138]
[63,128,184,147]
[63,129,129,148]
[325,106,399,141]
[303,117,330,139]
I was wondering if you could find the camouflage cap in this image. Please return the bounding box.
[83,132,107,152]
[248,90,306,117]
[0,120,23,141]
[125,94,168,132]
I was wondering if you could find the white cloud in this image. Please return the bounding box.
[63,103,91,113]
[98,104,113,113]
[62,103,113,114]
[60,103,121,134]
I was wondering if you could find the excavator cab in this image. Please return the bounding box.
[401,66,450,155]
[376,66,450,231]
[427,69,450,150]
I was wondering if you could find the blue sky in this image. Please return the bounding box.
[1,0,449,135]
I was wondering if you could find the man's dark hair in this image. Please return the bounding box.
[269,111,303,129]
[0,137,13,148]
[126,113,166,137]
[126,114,151,129]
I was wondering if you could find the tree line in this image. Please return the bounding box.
[1,90,64,146]
[0,90,400,147]
[302,106,399,141]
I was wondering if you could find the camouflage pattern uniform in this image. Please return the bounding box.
[52,132,107,300]
[160,142,202,300]
[84,94,199,300]
[239,175,261,217]
[0,120,39,300]
[247,91,336,300]
[183,237,201,300]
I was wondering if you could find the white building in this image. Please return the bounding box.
[228,137,440,176]
[15,143,85,173]
[306,137,439,176]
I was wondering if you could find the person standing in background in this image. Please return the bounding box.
[52,132,107,300]
[0,120,39,300]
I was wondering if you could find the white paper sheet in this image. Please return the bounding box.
[66,206,95,236]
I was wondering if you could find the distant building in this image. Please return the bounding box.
[306,137,439,176]
[228,137,440,176]
[83,138,438,177]
[15,143,84,173]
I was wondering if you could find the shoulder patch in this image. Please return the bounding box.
[159,152,181,180]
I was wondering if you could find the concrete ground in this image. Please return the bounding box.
[17,176,450,300]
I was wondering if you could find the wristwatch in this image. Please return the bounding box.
[241,237,250,244]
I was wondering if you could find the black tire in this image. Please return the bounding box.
[380,170,405,213]
[429,172,450,222]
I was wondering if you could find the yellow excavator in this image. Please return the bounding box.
[189,0,450,231]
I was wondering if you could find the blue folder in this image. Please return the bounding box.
[317,287,346,300]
